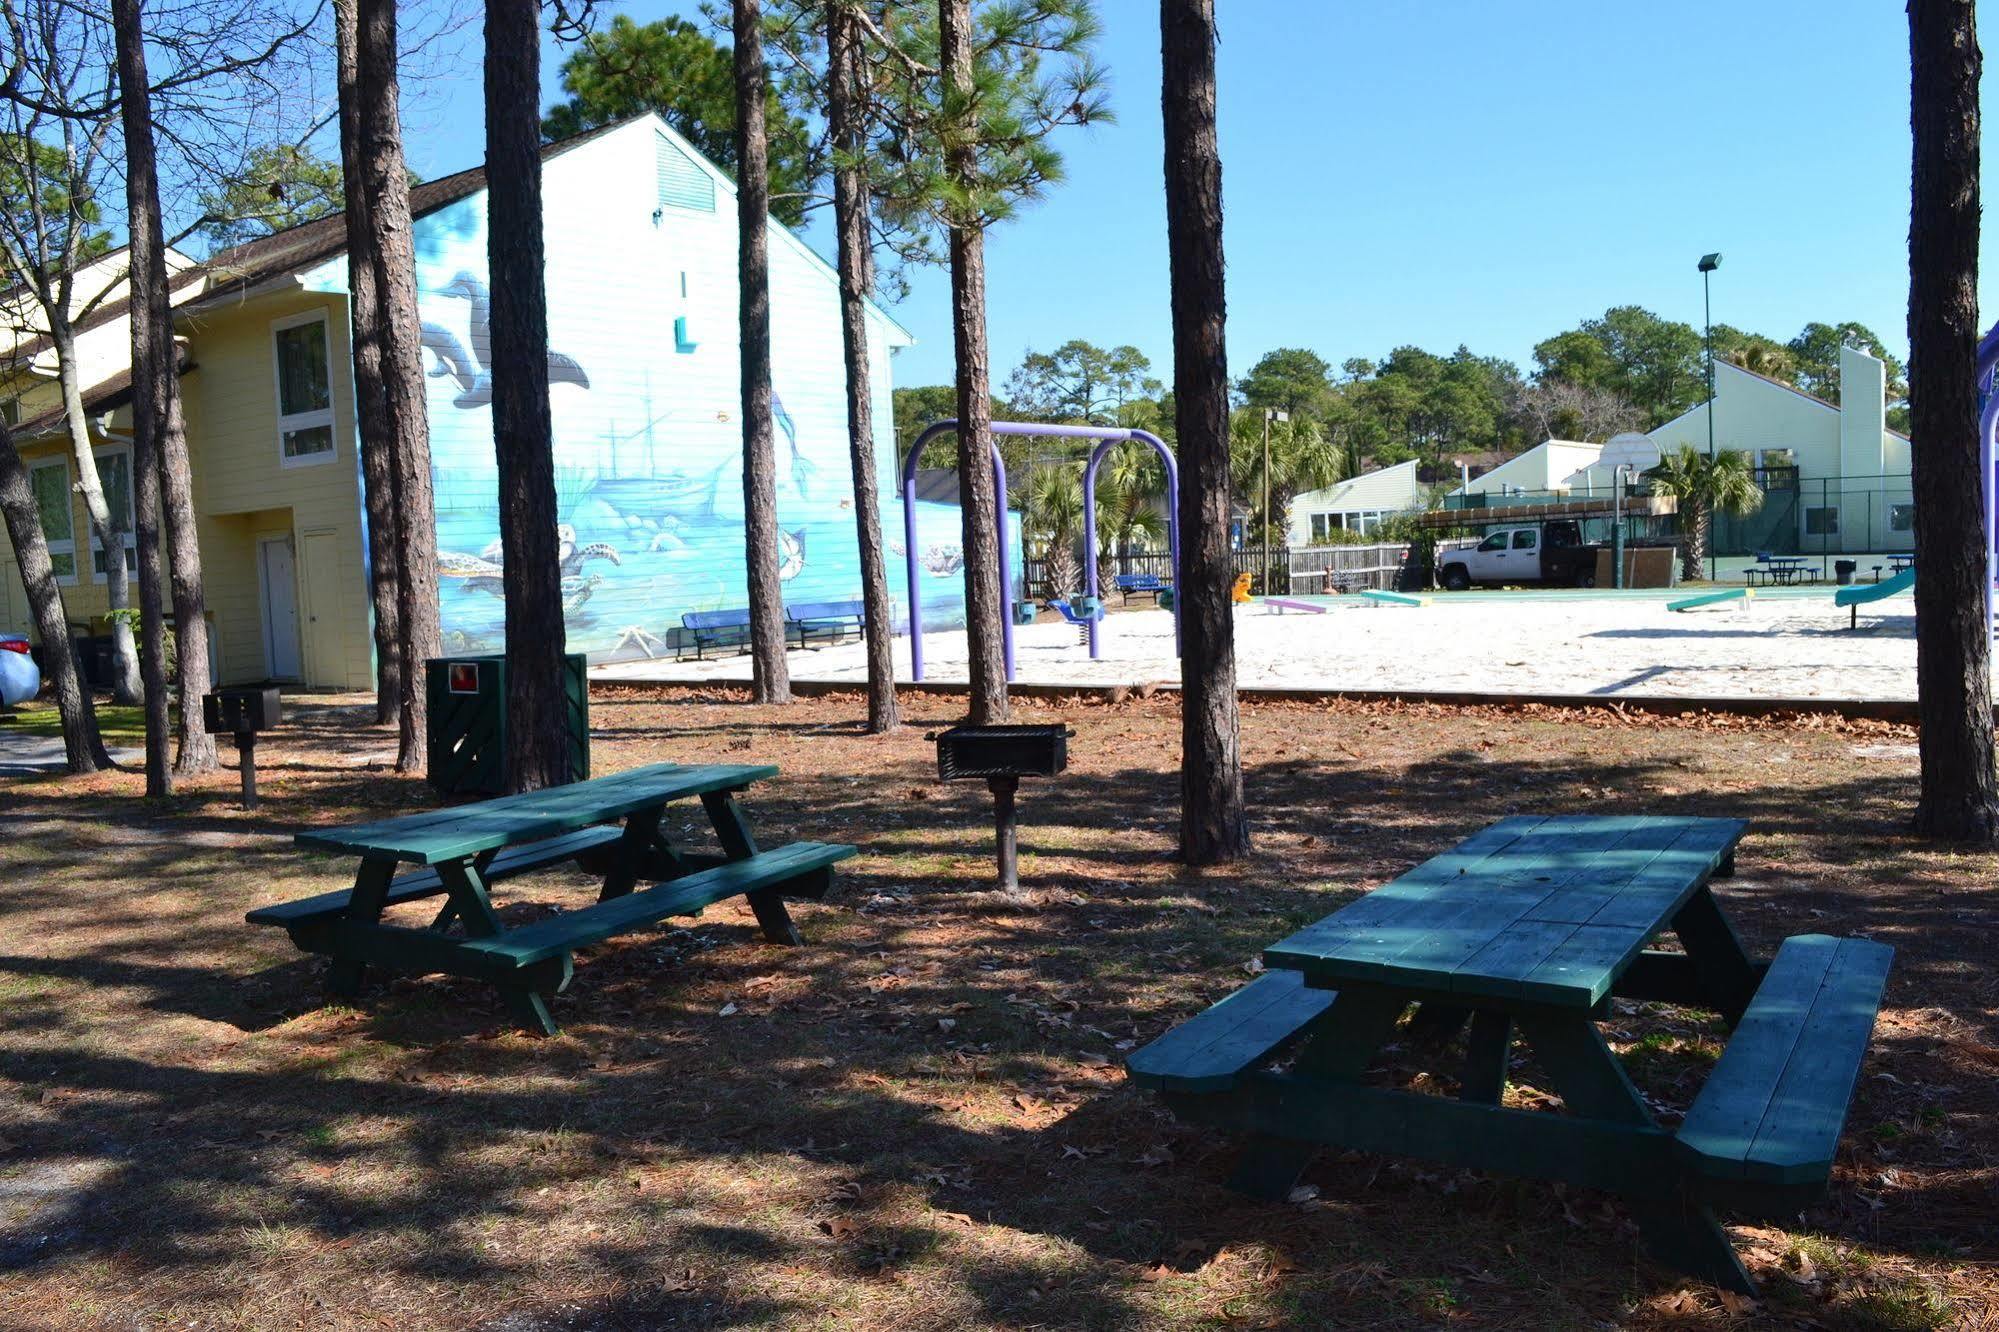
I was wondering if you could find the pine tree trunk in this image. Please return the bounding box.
[735,0,792,705]
[114,0,215,774]
[335,0,402,728]
[1908,0,1999,841]
[159,390,215,772]
[486,0,571,792]
[828,3,898,734]
[0,428,110,772]
[1162,0,1247,863]
[52,323,140,705]
[939,0,1007,724]
[358,0,441,772]
[111,0,175,796]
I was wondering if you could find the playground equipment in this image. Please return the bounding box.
[1668,588,1752,612]
[1835,568,1915,629]
[1048,596,1103,646]
[1359,589,1429,608]
[1262,597,1327,615]
[1231,572,1253,603]
[901,421,1180,680]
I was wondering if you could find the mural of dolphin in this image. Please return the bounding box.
[423,271,591,408]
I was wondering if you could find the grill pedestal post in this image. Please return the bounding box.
[234,730,259,811]
[989,775,1019,893]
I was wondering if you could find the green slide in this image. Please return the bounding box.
[1834,568,1914,627]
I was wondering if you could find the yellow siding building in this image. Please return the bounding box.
[2,115,918,691]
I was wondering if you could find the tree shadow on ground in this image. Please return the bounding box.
[0,696,1989,1327]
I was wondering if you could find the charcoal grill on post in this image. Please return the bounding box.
[932,724,1072,894]
[202,686,281,810]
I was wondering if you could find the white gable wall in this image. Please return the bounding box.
[1455,440,1603,497]
[1287,459,1425,542]
[1646,354,1911,550]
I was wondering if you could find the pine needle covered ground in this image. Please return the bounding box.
[0,688,1990,1329]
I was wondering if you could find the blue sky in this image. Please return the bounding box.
[407,0,1982,392]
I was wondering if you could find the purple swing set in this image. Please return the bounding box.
[900,420,1182,681]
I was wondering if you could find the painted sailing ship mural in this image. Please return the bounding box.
[319,174,1001,660]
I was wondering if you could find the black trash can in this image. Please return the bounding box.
[1835,559,1857,586]
[425,653,590,796]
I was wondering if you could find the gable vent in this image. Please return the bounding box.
[656,132,715,214]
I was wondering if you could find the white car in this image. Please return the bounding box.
[0,634,40,706]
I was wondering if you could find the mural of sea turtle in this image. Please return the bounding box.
[438,523,622,598]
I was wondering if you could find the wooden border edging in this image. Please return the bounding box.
[589,675,1922,724]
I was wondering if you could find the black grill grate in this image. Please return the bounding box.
[933,724,1071,781]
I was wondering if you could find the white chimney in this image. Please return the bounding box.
[1838,343,1887,478]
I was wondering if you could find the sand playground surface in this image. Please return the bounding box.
[594,585,1919,703]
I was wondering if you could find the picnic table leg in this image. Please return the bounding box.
[436,859,560,1037]
[701,789,802,946]
[599,805,683,902]
[1405,1002,1471,1046]
[326,858,396,999]
[1670,886,1760,1025]
[430,848,499,933]
[1458,1010,1512,1104]
[1227,986,1406,1200]
[1513,1012,1753,1293]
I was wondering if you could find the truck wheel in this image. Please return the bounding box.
[1440,565,1471,592]
[1577,572,1596,589]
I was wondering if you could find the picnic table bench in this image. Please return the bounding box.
[682,608,751,659]
[1114,573,1169,605]
[786,599,867,648]
[251,762,855,1034]
[1127,814,1891,1293]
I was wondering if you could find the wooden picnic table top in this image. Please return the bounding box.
[295,762,779,866]
[1264,814,1748,1009]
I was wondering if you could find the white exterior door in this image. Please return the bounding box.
[258,537,302,680]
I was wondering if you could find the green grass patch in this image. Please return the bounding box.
[0,702,151,741]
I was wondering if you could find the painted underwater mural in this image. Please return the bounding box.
[314,176,1010,661]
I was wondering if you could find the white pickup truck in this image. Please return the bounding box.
[1436,520,1600,590]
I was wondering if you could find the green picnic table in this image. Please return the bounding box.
[1127,815,1891,1293]
[250,762,856,1035]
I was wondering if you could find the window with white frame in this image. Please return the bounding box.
[273,311,335,465]
[1309,513,1344,542]
[29,457,75,581]
[90,446,135,579]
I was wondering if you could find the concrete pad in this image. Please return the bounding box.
[0,731,139,777]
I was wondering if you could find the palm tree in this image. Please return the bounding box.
[1093,440,1167,593]
[1025,463,1084,598]
[1646,445,1763,581]
[1227,411,1343,551]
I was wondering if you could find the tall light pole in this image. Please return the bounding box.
[1262,408,1287,592]
[1698,252,1722,580]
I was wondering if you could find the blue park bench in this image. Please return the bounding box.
[786,599,867,648]
[682,608,751,660]
[1114,573,1169,605]
[1125,814,1891,1294]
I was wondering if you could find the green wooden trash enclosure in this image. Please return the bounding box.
[425,654,590,796]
